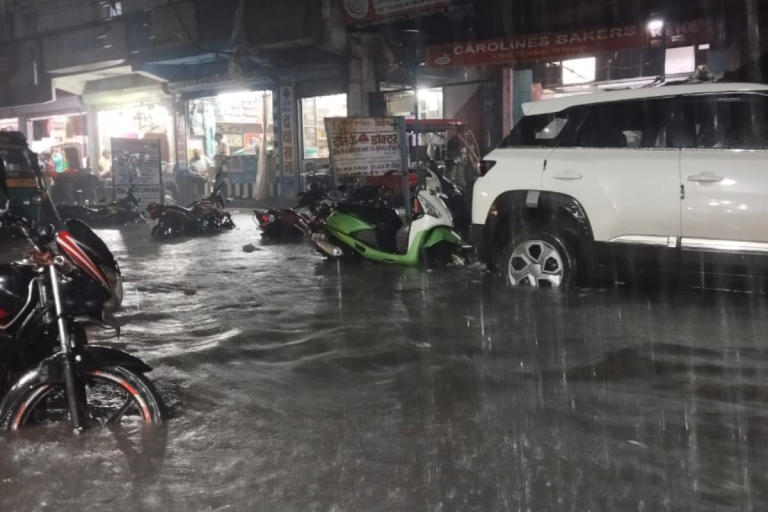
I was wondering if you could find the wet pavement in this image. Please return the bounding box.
[2,212,768,511]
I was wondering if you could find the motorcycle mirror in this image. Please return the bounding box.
[40,223,56,243]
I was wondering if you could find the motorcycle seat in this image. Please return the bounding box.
[337,202,403,253]
[336,203,402,230]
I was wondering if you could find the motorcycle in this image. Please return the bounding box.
[313,171,471,268]
[0,205,162,432]
[253,184,327,239]
[57,185,146,226]
[148,181,235,237]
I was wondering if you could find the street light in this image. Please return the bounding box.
[647,18,667,83]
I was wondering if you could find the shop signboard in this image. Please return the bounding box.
[325,117,406,177]
[343,0,453,27]
[279,86,298,178]
[426,20,712,68]
[111,138,164,206]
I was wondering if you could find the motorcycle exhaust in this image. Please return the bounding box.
[316,240,343,258]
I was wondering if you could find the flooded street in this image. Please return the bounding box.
[2,213,768,511]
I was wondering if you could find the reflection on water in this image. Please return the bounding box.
[2,214,768,511]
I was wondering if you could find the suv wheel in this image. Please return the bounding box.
[500,229,577,289]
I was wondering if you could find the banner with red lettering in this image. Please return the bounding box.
[426,20,711,69]
[325,117,406,177]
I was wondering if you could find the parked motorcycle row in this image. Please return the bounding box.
[54,180,237,238]
[254,165,472,268]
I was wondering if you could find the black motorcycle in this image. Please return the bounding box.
[57,185,146,226]
[148,181,235,237]
[0,209,164,432]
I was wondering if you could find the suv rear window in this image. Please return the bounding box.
[501,113,569,148]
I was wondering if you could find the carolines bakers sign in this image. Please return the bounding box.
[427,21,711,68]
[427,25,645,68]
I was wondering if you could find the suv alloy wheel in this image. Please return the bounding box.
[500,229,577,289]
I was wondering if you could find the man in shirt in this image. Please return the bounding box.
[52,147,66,173]
[189,148,213,196]
[98,150,112,180]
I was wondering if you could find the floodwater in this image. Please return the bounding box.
[2,213,768,511]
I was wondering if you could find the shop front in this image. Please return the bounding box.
[297,93,347,191]
[26,112,89,172]
[425,18,714,133]
[181,89,275,202]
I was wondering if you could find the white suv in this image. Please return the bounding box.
[471,83,768,289]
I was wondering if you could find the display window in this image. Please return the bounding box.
[98,104,175,175]
[187,90,274,159]
[301,94,347,159]
[385,88,444,120]
[27,113,88,171]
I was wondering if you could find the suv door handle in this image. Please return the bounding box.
[688,172,724,183]
[553,171,582,181]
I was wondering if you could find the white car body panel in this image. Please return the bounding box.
[681,149,768,247]
[471,148,548,225]
[543,148,681,241]
[522,82,768,116]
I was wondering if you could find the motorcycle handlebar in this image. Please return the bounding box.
[1,211,48,249]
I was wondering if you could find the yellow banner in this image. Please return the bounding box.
[7,179,37,188]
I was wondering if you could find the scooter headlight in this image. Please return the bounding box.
[422,198,442,219]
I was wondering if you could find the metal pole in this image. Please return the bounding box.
[399,118,411,225]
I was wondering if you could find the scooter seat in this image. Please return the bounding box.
[336,203,402,231]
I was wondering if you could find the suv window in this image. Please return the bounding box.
[570,99,672,149]
[678,94,768,150]
[501,113,569,148]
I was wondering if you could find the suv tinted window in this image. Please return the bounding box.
[679,94,768,150]
[502,113,569,148]
[570,99,672,149]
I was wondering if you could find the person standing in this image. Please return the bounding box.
[213,133,230,198]
[51,147,66,174]
[189,148,213,197]
[98,150,113,179]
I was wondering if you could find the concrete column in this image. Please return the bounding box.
[17,115,28,138]
[510,69,533,127]
[86,105,100,173]
[348,35,378,117]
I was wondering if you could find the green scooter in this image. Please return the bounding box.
[313,175,470,267]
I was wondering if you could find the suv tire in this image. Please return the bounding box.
[499,228,577,289]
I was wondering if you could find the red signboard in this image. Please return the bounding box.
[426,20,711,69]
[343,0,452,27]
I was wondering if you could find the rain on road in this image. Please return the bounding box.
[2,212,768,511]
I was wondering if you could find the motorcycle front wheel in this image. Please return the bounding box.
[0,366,164,432]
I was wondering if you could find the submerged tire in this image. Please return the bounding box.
[0,365,164,432]
[499,228,577,289]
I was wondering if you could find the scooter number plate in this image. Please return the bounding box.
[311,233,326,242]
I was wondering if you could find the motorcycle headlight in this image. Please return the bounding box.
[101,265,123,312]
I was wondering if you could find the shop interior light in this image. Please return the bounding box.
[647,19,665,31]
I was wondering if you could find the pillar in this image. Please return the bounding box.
[86,105,100,174]
[348,35,378,117]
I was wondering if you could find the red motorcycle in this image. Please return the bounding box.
[253,185,327,240]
